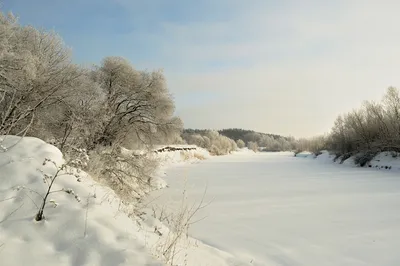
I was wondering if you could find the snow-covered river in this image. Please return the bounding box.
[149,151,400,266]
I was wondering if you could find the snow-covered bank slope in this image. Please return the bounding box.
[0,136,163,265]
[1,136,245,266]
[313,150,400,171]
[368,152,400,170]
[150,146,210,190]
[148,151,400,266]
[156,145,210,166]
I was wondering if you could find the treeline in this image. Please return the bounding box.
[0,11,182,200]
[183,128,296,153]
[182,129,237,155]
[218,128,283,141]
[301,87,400,164]
[295,136,327,154]
[327,87,400,155]
[219,128,296,151]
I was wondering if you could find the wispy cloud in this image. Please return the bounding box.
[3,0,400,137]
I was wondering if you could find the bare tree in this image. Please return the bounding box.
[383,87,400,143]
[182,130,237,155]
[325,87,400,158]
[91,57,178,148]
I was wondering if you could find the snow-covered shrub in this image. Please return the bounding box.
[11,153,85,222]
[86,146,159,201]
[247,141,258,152]
[33,158,82,221]
[182,130,237,155]
[152,184,209,265]
[354,151,377,167]
[333,153,342,162]
[326,88,400,156]
[236,139,245,149]
[294,136,327,154]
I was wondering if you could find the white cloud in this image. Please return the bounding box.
[147,1,400,137]
[69,0,400,137]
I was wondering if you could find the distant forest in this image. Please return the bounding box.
[182,128,296,152]
[218,128,289,142]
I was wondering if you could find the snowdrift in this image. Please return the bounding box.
[0,136,240,266]
[0,136,162,265]
[151,149,400,266]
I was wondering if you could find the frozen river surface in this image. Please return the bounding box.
[149,151,400,266]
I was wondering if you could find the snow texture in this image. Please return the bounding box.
[0,136,236,266]
[3,136,400,266]
[148,150,400,266]
[0,136,165,266]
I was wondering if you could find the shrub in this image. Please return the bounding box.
[333,153,342,162]
[182,130,237,155]
[236,139,245,149]
[86,146,158,201]
[247,141,258,152]
[354,151,377,167]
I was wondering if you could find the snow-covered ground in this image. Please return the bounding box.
[148,150,400,266]
[314,150,400,170]
[3,136,400,266]
[0,136,239,266]
[0,136,164,266]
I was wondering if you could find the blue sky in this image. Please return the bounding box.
[2,0,265,69]
[3,0,400,137]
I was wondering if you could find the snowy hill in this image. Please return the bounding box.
[0,136,242,266]
[0,136,163,265]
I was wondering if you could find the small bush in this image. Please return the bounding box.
[354,151,377,167]
[193,152,206,160]
[314,150,323,157]
[182,130,237,155]
[87,146,158,201]
[236,139,245,149]
[333,153,342,162]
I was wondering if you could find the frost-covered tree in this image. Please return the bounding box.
[91,57,180,148]
[323,87,400,155]
[182,130,237,155]
[0,12,81,137]
[236,139,245,148]
[247,141,258,152]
